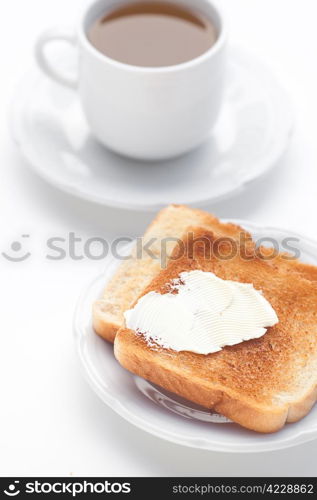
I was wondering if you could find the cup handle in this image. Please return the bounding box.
[35,28,78,89]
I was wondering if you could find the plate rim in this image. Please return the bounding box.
[10,46,293,211]
[74,219,317,452]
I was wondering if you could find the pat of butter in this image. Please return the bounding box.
[124,270,278,355]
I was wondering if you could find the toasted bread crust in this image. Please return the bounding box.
[92,301,118,343]
[115,330,290,433]
[115,228,317,433]
[115,329,317,432]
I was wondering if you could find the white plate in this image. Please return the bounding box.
[11,47,292,211]
[74,220,317,453]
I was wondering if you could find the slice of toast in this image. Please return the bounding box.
[93,205,253,343]
[115,228,317,433]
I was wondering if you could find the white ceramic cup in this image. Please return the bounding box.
[35,0,227,160]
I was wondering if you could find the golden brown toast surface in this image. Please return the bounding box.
[115,229,317,433]
[94,205,317,343]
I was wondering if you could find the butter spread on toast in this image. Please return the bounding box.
[124,270,278,354]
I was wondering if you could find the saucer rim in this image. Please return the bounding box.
[10,45,293,211]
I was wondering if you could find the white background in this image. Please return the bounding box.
[1,0,317,476]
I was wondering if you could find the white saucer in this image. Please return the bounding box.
[74,220,317,452]
[11,47,292,211]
